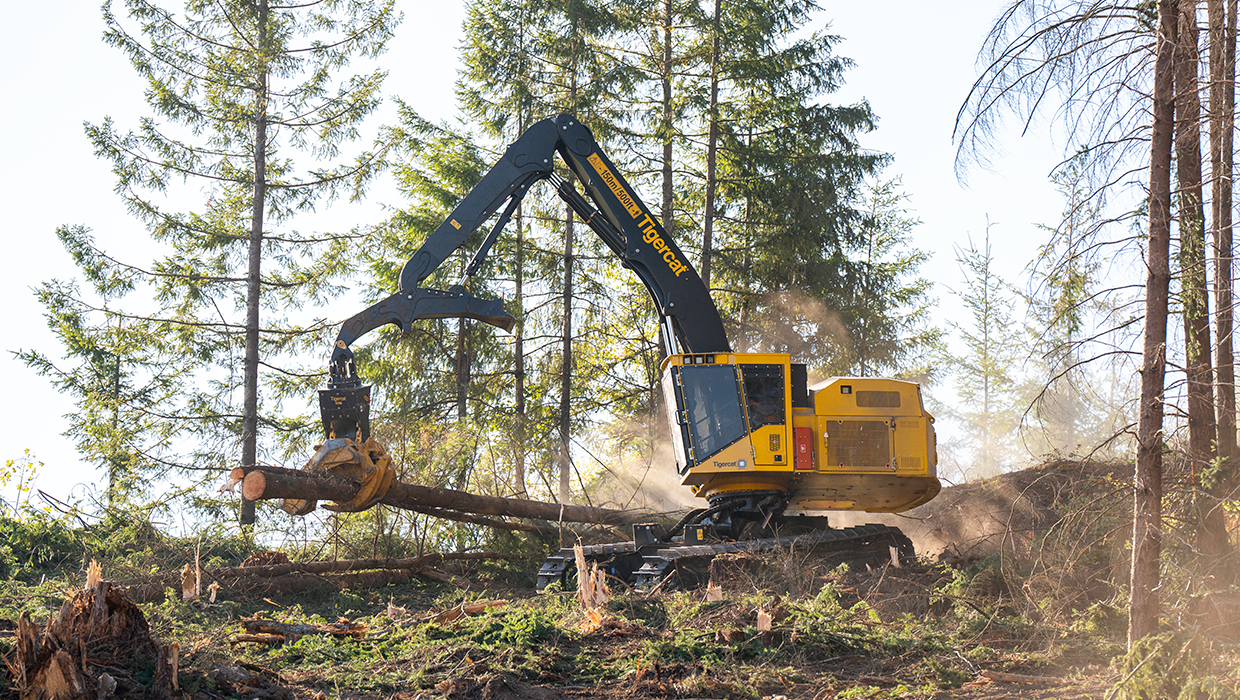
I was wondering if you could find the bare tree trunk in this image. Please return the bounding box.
[559,201,574,504]
[1210,0,1239,547]
[1130,0,1177,649]
[660,0,674,238]
[454,318,470,422]
[1177,0,1224,562]
[514,200,528,498]
[240,0,269,526]
[701,0,721,290]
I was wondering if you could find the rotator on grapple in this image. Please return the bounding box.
[284,113,942,589]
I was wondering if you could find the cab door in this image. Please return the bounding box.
[739,364,789,467]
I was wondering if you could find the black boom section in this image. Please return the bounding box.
[552,115,731,354]
[398,118,560,289]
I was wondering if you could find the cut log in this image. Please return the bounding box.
[115,552,517,603]
[116,551,516,586]
[238,616,366,639]
[234,464,639,526]
[403,505,556,534]
[980,669,1063,684]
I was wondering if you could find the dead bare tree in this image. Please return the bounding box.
[1207,0,1239,565]
[952,0,1184,646]
[1131,0,1176,648]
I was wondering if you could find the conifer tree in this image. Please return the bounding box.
[846,179,940,380]
[948,231,1023,476]
[1024,155,1102,455]
[359,110,508,503]
[49,0,398,519]
[702,4,888,369]
[20,226,189,509]
[459,0,552,498]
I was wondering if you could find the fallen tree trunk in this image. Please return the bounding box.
[121,567,457,603]
[232,465,639,526]
[214,551,517,579]
[114,552,515,602]
[403,506,556,534]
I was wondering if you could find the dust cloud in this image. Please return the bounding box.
[581,416,700,516]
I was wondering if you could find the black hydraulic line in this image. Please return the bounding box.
[551,173,627,258]
[464,182,530,281]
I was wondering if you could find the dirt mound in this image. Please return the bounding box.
[831,459,1132,558]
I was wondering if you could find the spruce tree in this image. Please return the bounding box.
[47,0,397,519]
[846,179,940,380]
[948,231,1023,476]
[702,3,888,369]
[19,226,190,510]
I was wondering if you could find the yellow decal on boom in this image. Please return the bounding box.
[587,152,688,277]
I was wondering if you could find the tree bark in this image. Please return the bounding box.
[239,0,269,527]
[1130,0,1177,649]
[455,319,470,422]
[1177,0,1224,562]
[1210,0,1239,546]
[559,202,574,504]
[660,0,675,240]
[514,198,528,498]
[234,464,635,525]
[701,0,722,290]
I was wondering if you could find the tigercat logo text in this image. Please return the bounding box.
[712,459,747,469]
[587,152,688,277]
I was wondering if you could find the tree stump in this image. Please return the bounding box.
[2,581,179,699]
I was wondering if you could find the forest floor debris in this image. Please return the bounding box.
[2,459,1238,698]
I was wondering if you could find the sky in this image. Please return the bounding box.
[0,1,1069,507]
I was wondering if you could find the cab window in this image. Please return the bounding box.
[673,364,747,463]
[741,364,785,432]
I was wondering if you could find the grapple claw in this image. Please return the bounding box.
[280,437,396,515]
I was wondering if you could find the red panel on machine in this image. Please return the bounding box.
[794,427,814,470]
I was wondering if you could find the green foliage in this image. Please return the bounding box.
[942,231,1024,477]
[1114,631,1239,700]
[466,608,559,649]
[641,630,725,664]
[924,656,971,689]
[28,0,401,518]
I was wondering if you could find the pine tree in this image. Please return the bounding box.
[60,0,398,519]
[19,226,190,509]
[703,4,888,369]
[845,179,940,380]
[948,230,1023,476]
[459,0,555,499]
[1024,154,1103,456]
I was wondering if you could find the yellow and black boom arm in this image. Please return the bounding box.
[321,113,729,440]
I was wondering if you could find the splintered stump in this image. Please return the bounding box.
[3,582,179,700]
